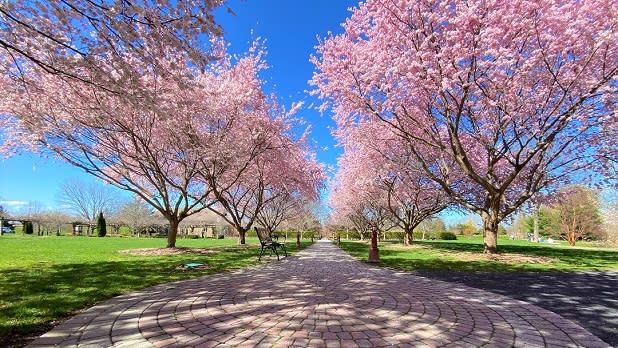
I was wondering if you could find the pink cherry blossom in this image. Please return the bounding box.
[1,34,324,247]
[313,0,618,253]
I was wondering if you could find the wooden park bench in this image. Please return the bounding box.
[254,227,287,261]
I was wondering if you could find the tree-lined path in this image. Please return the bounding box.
[30,241,607,347]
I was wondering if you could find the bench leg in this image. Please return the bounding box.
[281,245,288,257]
[272,246,279,260]
[259,245,266,261]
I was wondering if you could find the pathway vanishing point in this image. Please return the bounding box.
[30,241,609,347]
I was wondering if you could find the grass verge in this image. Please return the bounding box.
[0,235,311,347]
[338,236,618,272]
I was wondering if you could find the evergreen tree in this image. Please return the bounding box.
[23,221,34,235]
[96,212,107,237]
[525,207,561,238]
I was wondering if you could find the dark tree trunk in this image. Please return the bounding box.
[238,228,246,245]
[482,212,499,254]
[167,219,179,248]
[533,201,540,243]
[404,227,413,246]
[368,228,379,262]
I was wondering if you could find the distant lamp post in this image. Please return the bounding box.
[368,227,380,263]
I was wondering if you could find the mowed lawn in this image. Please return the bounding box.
[0,235,308,346]
[339,236,618,272]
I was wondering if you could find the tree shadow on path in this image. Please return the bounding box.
[415,270,618,346]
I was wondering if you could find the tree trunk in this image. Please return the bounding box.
[533,202,540,243]
[167,219,179,248]
[368,228,379,262]
[482,213,499,254]
[404,227,413,246]
[238,228,246,245]
[566,230,576,246]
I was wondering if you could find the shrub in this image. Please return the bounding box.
[440,232,457,240]
[23,221,34,235]
[96,212,107,237]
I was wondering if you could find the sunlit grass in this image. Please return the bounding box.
[0,235,311,345]
[338,236,618,272]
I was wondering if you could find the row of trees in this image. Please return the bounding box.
[3,186,323,239]
[1,195,157,237]
[329,217,455,241]
[0,1,324,247]
[314,0,617,253]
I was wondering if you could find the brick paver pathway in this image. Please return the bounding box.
[30,241,609,347]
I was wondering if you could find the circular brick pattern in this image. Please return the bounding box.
[29,241,609,347]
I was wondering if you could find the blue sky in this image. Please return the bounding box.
[0,0,357,213]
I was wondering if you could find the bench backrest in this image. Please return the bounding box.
[254,227,273,245]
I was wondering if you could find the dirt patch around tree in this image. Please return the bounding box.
[119,247,220,256]
[389,244,431,250]
[388,243,553,264]
[446,252,554,264]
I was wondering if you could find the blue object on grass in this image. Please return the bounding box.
[184,263,203,269]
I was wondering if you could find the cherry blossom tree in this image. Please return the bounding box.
[382,171,450,245]
[0,1,225,92]
[205,115,325,244]
[313,0,618,253]
[335,122,451,245]
[255,191,304,235]
[0,0,245,248]
[1,34,293,247]
[329,164,394,241]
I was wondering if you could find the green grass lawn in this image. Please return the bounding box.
[0,235,311,346]
[338,236,618,272]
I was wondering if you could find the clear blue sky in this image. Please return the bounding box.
[0,0,357,213]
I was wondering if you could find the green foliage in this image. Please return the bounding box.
[96,212,107,237]
[497,224,508,235]
[449,219,478,236]
[524,207,561,238]
[519,187,604,243]
[556,186,604,243]
[385,230,405,240]
[440,232,457,240]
